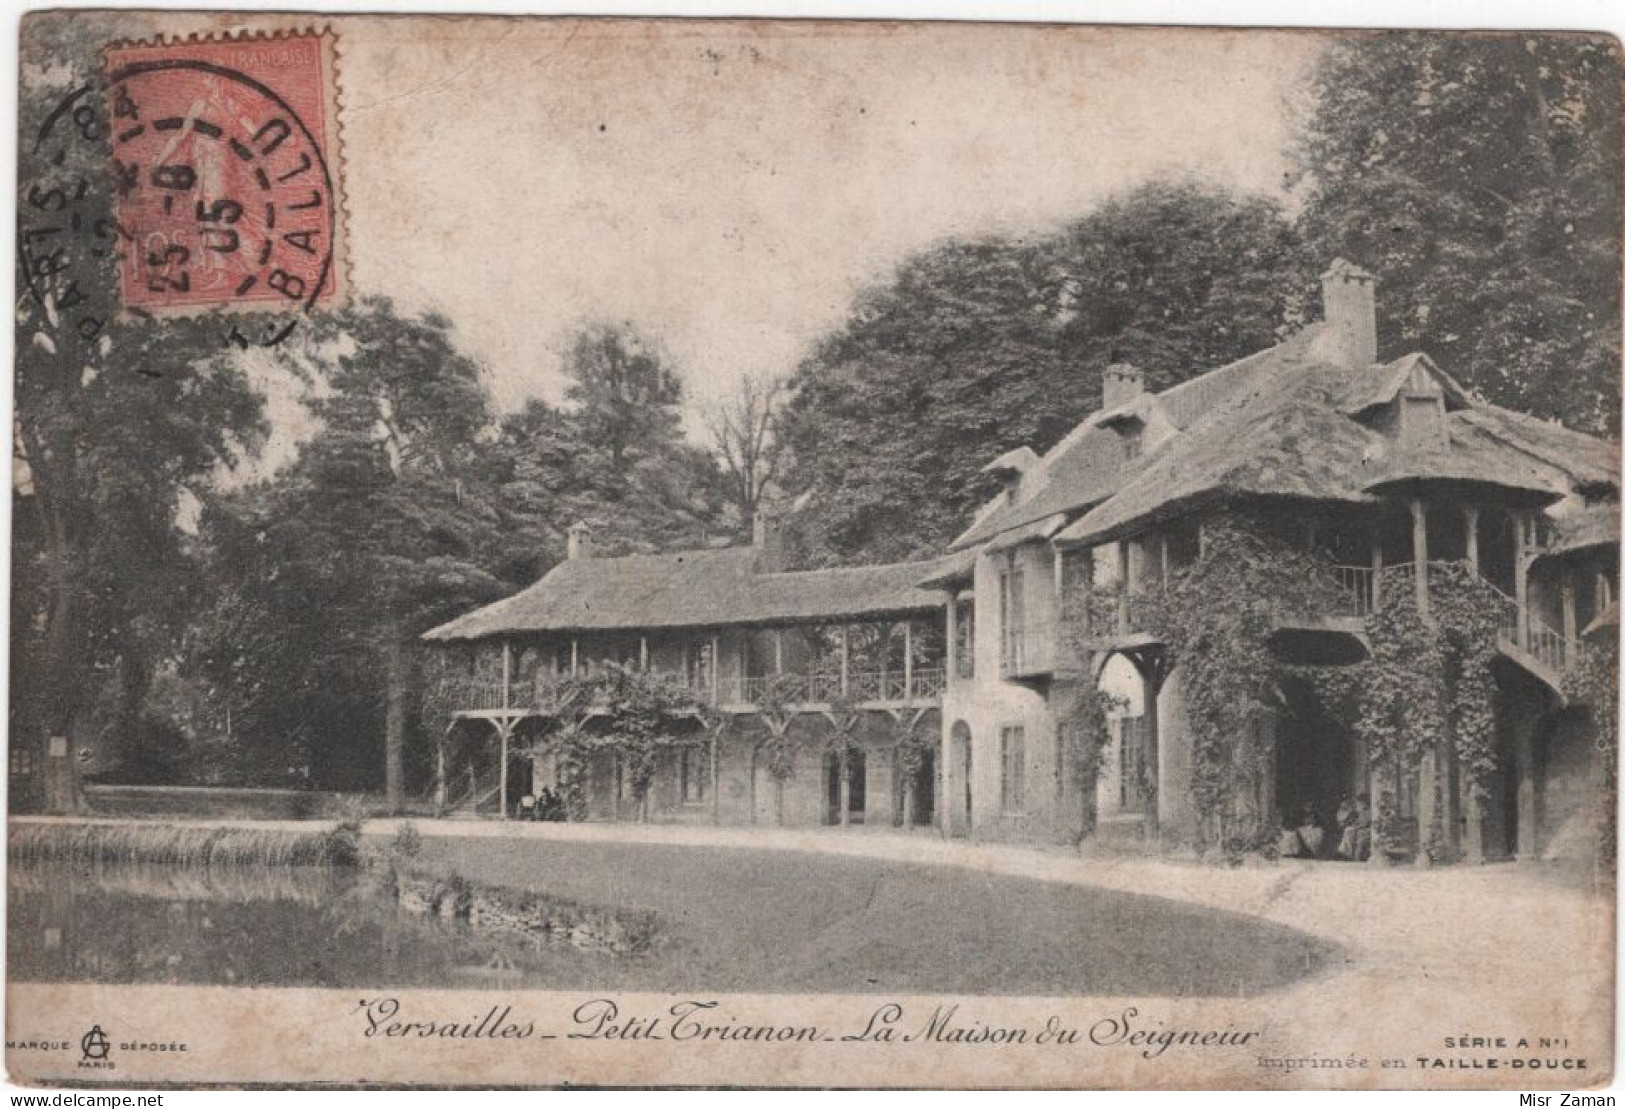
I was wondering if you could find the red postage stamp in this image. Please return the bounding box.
[104,32,345,313]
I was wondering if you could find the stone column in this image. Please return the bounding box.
[1515,717,1540,860]
[1417,747,1440,866]
[839,751,851,826]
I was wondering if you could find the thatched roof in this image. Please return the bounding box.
[1055,341,1385,547]
[950,330,1312,551]
[957,322,1620,552]
[1453,407,1621,493]
[423,547,955,641]
[1539,505,1622,560]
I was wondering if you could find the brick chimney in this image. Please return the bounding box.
[1102,362,1144,410]
[1317,258,1378,368]
[566,521,595,561]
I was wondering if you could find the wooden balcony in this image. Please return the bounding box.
[999,620,1076,679]
[1324,561,1573,684]
[440,665,947,721]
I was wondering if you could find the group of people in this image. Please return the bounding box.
[1278,793,1371,861]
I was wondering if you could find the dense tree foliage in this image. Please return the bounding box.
[12,14,267,783]
[776,181,1312,566]
[490,325,727,583]
[187,314,728,798]
[191,301,509,795]
[1295,33,1622,433]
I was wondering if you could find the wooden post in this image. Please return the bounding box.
[501,640,512,710]
[1142,666,1161,837]
[1515,512,1531,649]
[640,635,649,671]
[945,595,959,686]
[497,720,510,820]
[1079,549,1092,644]
[1053,545,1066,607]
[710,726,721,825]
[774,629,784,675]
[1562,576,1578,645]
[570,637,579,677]
[839,625,850,697]
[434,732,448,816]
[1410,498,1430,616]
[902,750,916,829]
[903,620,914,701]
[1371,532,1384,611]
[1464,506,1480,576]
[1116,540,1130,635]
[1159,535,1171,591]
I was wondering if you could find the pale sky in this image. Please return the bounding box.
[114,16,1325,429]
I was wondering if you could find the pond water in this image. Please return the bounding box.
[7,861,650,990]
[9,841,1341,995]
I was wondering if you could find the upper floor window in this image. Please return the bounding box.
[1000,725,1027,812]
[955,598,975,679]
[1399,393,1445,449]
[998,565,1026,671]
[684,640,713,691]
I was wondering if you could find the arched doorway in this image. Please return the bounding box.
[947,721,973,837]
[1274,678,1356,843]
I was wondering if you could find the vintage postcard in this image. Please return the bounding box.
[7,11,1621,1091]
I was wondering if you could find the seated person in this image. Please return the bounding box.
[1278,812,1309,858]
[1296,808,1327,858]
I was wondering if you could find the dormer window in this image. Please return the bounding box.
[1121,424,1143,460]
[1399,391,1446,449]
[1098,409,1145,460]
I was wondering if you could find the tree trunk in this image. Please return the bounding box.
[384,627,407,812]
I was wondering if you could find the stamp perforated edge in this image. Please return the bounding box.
[99,24,351,318]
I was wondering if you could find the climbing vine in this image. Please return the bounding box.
[522,662,702,821]
[1339,561,1504,863]
[1132,515,1345,850]
[1052,680,1127,838]
[1564,638,1619,867]
[890,710,935,780]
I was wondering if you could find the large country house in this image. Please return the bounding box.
[425,262,1621,863]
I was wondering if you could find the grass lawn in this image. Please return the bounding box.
[409,835,1339,996]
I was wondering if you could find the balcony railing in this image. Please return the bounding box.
[729,669,942,707]
[1000,620,1068,678]
[1326,562,1571,673]
[440,663,947,719]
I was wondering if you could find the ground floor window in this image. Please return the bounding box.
[9,746,37,779]
[1119,716,1147,812]
[679,747,707,802]
[1000,725,1026,812]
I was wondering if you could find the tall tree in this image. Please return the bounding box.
[13,14,266,790]
[194,300,508,801]
[776,181,1312,566]
[529,321,728,555]
[705,372,788,531]
[1295,33,1622,433]
[563,322,686,473]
